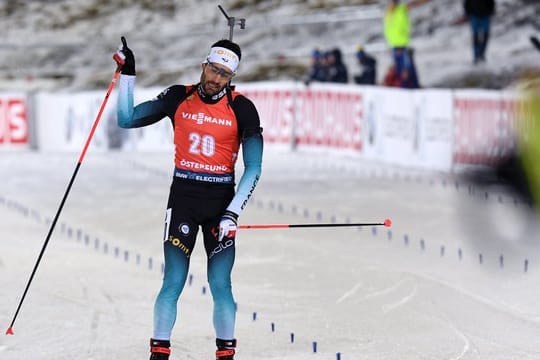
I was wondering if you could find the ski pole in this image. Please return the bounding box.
[239,218,392,230]
[5,67,121,336]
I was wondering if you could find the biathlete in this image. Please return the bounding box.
[113,36,263,360]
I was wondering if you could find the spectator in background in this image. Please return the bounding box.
[305,48,327,85]
[353,45,377,85]
[383,0,424,88]
[401,47,420,88]
[383,63,401,87]
[383,0,411,87]
[464,0,495,64]
[325,48,349,83]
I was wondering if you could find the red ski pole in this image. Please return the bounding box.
[5,68,121,336]
[238,218,392,229]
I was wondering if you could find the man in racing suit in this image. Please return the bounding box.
[114,36,263,360]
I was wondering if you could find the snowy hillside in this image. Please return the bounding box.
[0,0,539,91]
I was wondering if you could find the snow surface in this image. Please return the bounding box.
[1,148,540,359]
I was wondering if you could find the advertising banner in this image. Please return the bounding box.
[237,82,297,146]
[295,83,362,152]
[452,90,517,166]
[361,87,389,162]
[35,91,113,152]
[0,93,29,149]
[376,88,417,166]
[413,89,453,170]
[35,87,174,152]
[27,82,520,173]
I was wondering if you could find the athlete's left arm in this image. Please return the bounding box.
[226,95,264,216]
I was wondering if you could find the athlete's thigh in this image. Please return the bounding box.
[201,194,235,259]
[164,185,199,257]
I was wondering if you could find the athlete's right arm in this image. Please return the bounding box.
[117,75,169,129]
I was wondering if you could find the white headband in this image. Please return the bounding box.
[204,46,240,74]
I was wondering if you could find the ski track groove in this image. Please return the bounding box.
[381,284,418,314]
[336,282,363,304]
[357,278,409,302]
[450,326,471,360]
[404,270,540,324]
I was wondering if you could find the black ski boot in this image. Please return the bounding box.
[215,338,236,360]
[149,338,171,360]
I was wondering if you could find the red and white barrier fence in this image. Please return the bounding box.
[7,82,524,172]
[452,90,518,166]
[0,93,30,149]
[241,83,511,171]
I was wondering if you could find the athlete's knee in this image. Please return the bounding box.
[208,274,232,297]
[159,272,188,298]
[158,282,183,300]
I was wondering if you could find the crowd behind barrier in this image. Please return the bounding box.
[0,82,521,172]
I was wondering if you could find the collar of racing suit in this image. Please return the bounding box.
[196,83,228,104]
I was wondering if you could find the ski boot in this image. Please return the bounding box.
[149,338,171,360]
[215,338,236,360]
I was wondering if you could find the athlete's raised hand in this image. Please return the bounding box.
[218,210,238,242]
[113,36,136,75]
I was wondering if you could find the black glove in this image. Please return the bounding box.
[113,36,136,75]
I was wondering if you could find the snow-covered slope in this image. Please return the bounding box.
[1,0,539,91]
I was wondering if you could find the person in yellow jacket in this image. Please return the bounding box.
[383,0,424,88]
[384,0,410,49]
